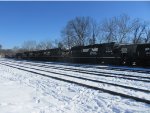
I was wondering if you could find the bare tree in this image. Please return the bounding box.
[100,17,117,43]
[88,18,100,45]
[115,14,134,43]
[100,14,137,44]
[58,42,64,48]
[89,38,96,45]
[61,25,76,49]
[132,19,147,44]
[36,40,53,50]
[144,27,150,43]
[62,16,91,46]
[22,40,37,51]
[12,46,20,53]
[53,39,64,49]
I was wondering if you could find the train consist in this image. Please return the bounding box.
[15,42,150,66]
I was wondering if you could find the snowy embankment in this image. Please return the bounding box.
[0,58,150,113]
[2,61,150,101]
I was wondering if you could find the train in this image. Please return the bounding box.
[15,42,150,67]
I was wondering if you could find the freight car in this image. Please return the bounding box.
[16,48,70,62]
[70,42,131,65]
[135,43,150,66]
[15,42,150,66]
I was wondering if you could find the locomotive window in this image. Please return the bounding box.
[121,48,127,53]
[44,52,47,55]
[106,47,112,53]
[82,49,89,52]
[91,48,98,52]
[47,52,50,55]
[145,48,150,51]
[145,48,150,55]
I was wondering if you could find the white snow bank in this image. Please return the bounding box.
[0,60,150,113]
[0,79,47,113]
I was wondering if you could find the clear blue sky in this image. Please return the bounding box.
[0,1,150,49]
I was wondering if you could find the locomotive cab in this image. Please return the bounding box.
[97,42,121,64]
[119,44,137,65]
[136,43,150,66]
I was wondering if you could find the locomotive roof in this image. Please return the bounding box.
[71,42,116,50]
[23,48,63,53]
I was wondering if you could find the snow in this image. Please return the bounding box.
[0,76,45,113]
[11,59,150,78]
[0,58,150,113]
[3,63,150,100]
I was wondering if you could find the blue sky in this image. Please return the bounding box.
[0,1,150,49]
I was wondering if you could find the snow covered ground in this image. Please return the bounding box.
[0,58,150,113]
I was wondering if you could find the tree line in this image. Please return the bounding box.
[62,14,150,49]
[0,44,15,57]
[1,14,150,55]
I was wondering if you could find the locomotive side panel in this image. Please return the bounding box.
[14,43,150,67]
[136,44,150,66]
[97,43,121,65]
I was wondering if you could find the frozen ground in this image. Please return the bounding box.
[0,58,150,113]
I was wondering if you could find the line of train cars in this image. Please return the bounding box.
[15,42,150,66]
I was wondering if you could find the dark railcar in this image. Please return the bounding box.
[79,44,99,63]
[20,48,66,62]
[97,42,121,65]
[70,46,83,63]
[14,42,150,67]
[61,49,70,62]
[135,43,150,66]
[70,42,121,64]
[15,53,23,59]
[70,44,100,63]
[119,44,137,65]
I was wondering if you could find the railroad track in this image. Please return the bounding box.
[3,60,150,91]
[0,61,150,104]
[19,59,150,74]
[1,61,150,92]
[96,66,150,74]
[24,62,150,81]
[2,58,150,74]
[3,59,150,83]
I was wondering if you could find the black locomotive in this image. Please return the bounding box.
[15,42,150,66]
